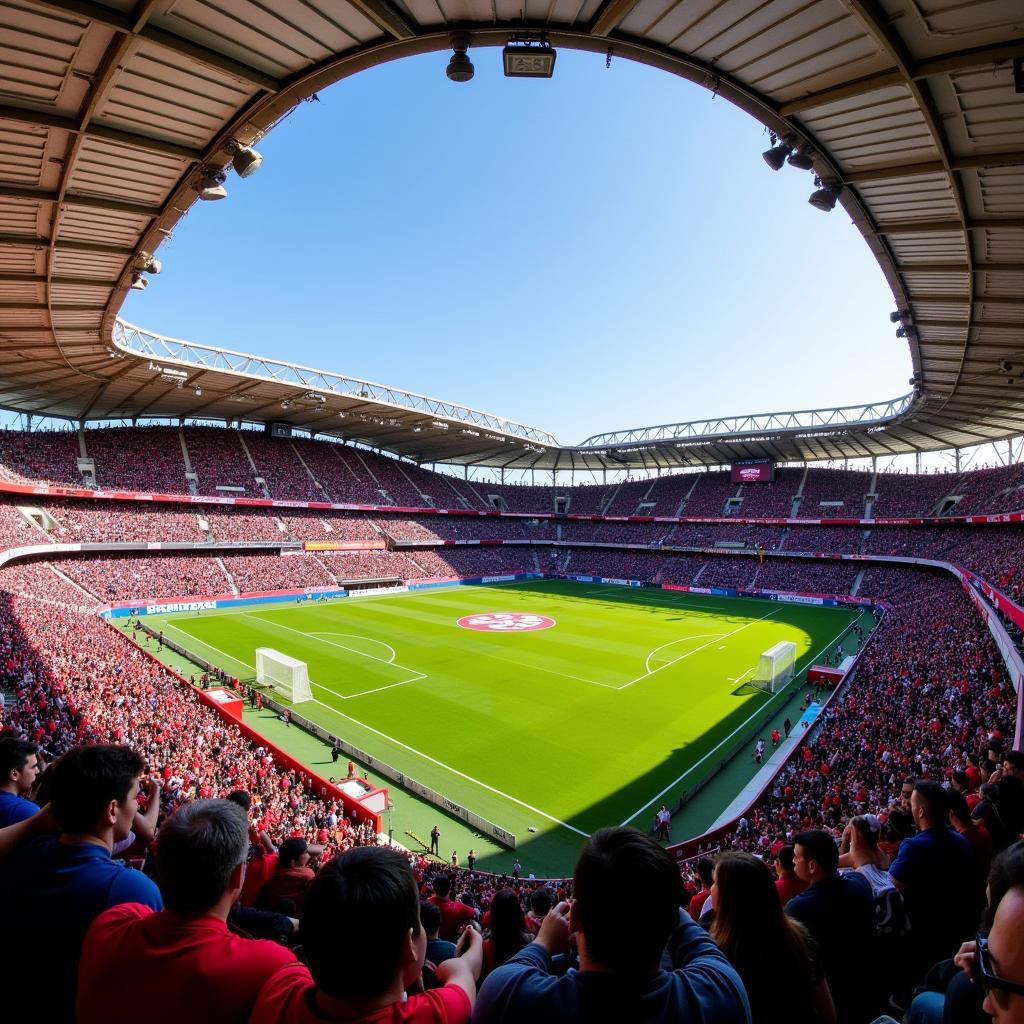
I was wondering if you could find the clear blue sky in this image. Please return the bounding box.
[123,47,910,446]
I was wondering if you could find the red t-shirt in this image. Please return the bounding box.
[76,903,294,1024]
[250,962,471,1024]
[775,875,808,905]
[429,896,477,941]
[688,888,711,920]
[241,851,279,907]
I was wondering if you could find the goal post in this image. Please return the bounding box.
[255,648,312,704]
[750,640,797,694]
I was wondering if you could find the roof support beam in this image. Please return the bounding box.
[779,37,1024,115]
[875,218,1024,233]
[590,0,645,36]
[25,0,283,91]
[0,103,201,161]
[845,151,1024,185]
[0,186,161,217]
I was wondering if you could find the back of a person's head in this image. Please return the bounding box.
[0,737,37,781]
[914,779,949,822]
[983,840,1024,931]
[489,888,525,938]
[952,770,970,789]
[529,886,553,916]
[278,836,308,868]
[947,788,973,826]
[49,744,143,834]
[1005,751,1024,772]
[225,789,252,812]
[850,815,881,848]
[777,844,796,873]
[156,799,248,913]
[712,852,811,980]
[420,900,442,937]
[573,827,682,973]
[696,855,715,886]
[432,873,451,898]
[794,829,839,875]
[303,847,420,999]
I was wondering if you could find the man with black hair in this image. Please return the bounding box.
[890,779,978,977]
[0,744,162,1021]
[430,871,478,941]
[0,737,40,826]
[261,835,316,914]
[786,829,877,1024]
[251,846,482,1023]
[688,855,715,919]
[472,827,749,1023]
[1002,750,1024,779]
[77,799,293,1023]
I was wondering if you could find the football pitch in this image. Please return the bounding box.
[145,580,866,870]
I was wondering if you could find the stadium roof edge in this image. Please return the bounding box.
[0,0,1021,468]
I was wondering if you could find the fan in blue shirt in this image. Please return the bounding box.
[0,737,41,827]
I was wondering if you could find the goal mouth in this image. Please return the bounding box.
[750,640,797,695]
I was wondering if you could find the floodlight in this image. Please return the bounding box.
[228,140,262,178]
[762,141,791,171]
[890,310,906,323]
[194,385,203,396]
[999,360,1014,374]
[808,183,841,212]
[197,168,228,201]
[281,399,292,409]
[503,38,557,78]
[787,147,814,170]
[133,252,161,275]
[896,326,907,338]
[447,33,474,82]
[130,272,147,291]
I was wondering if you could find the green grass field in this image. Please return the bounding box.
[146,580,865,873]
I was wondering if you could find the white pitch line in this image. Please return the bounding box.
[618,607,781,691]
[309,697,591,838]
[645,634,726,674]
[309,632,398,664]
[619,618,855,827]
[243,613,421,675]
[160,621,256,673]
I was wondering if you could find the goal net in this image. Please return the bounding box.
[255,648,312,704]
[750,640,797,694]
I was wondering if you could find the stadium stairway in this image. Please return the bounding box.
[235,431,272,499]
[177,427,199,495]
[790,466,809,517]
[850,569,866,597]
[289,440,330,499]
[215,557,239,595]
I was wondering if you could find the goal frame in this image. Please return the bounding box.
[255,647,313,704]
[750,640,797,694]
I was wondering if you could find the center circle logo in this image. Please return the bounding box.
[457,612,556,633]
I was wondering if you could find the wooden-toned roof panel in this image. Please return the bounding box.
[0,121,48,187]
[94,42,258,150]
[901,270,972,292]
[65,137,189,207]
[0,2,87,106]
[49,281,113,305]
[950,66,1023,151]
[52,247,128,280]
[857,174,958,222]
[980,226,1024,262]
[979,270,1024,298]
[153,0,380,76]
[900,0,1022,51]
[0,197,47,238]
[57,207,151,247]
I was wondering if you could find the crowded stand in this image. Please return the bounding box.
[664,522,784,550]
[752,558,860,595]
[242,433,323,502]
[870,468,960,518]
[678,472,737,516]
[203,508,289,543]
[0,427,81,487]
[952,462,1024,515]
[734,467,803,517]
[282,511,383,543]
[84,427,189,494]
[47,499,206,544]
[317,548,425,580]
[0,502,51,550]
[288,436,381,504]
[603,477,659,515]
[694,556,758,590]
[221,553,336,593]
[567,481,616,513]
[798,467,872,515]
[784,525,867,553]
[183,427,260,495]
[57,554,233,601]
[484,483,555,513]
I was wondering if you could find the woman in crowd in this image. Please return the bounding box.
[711,851,836,1024]
[481,888,534,979]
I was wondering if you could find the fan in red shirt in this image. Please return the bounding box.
[429,873,479,940]
[76,799,294,1024]
[251,847,482,1024]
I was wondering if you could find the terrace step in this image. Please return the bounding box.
[235,431,271,499]
[215,557,239,595]
[290,440,330,500]
[850,569,866,597]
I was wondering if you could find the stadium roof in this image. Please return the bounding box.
[0,0,1021,472]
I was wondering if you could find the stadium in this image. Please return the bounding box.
[0,2,1022,1023]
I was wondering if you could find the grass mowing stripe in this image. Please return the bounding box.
[618,617,855,827]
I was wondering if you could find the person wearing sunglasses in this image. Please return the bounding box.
[976,887,1024,1022]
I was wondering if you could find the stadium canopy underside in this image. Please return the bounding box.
[0,0,1022,472]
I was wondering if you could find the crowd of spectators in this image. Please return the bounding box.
[58,555,233,601]
[288,437,381,505]
[735,468,805,517]
[798,468,873,515]
[784,526,867,553]
[952,463,1024,515]
[184,428,259,496]
[242,433,323,502]
[754,560,861,596]
[678,472,738,516]
[47,500,206,544]
[870,468,961,518]
[221,554,336,593]
[85,427,190,494]
[0,427,81,487]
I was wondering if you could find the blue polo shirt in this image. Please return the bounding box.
[0,790,38,827]
[0,835,162,1021]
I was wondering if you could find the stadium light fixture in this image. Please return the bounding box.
[194,385,203,396]
[896,326,907,338]
[447,33,474,82]
[133,252,161,275]
[227,139,262,178]
[281,399,292,410]
[129,272,147,291]
[762,134,793,171]
[196,168,228,201]
[503,35,557,78]
[808,179,842,212]
[890,310,908,323]
[787,146,815,170]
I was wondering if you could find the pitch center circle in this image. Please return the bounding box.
[457,612,556,632]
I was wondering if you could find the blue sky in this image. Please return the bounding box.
[123,47,910,446]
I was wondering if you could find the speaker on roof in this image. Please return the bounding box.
[267,422,292,439]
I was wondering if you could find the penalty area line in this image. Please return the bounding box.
[310,698,590,839]
[619,619,854,828]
